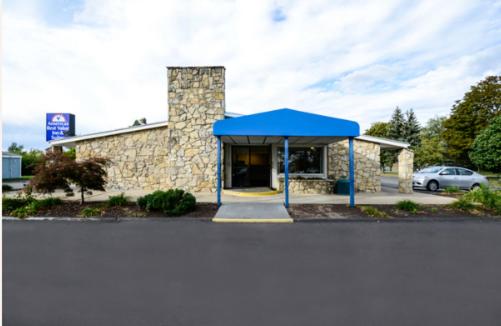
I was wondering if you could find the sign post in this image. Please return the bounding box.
[46,113,75,141]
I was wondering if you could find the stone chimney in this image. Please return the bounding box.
[166,66,225,192]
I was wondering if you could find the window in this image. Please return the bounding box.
[278,146,324,174]
[440,168,456,175]
[457,168,473,176]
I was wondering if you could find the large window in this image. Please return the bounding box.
[278,146,324,174]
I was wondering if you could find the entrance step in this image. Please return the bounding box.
[212,203,293,223]
[223,188,282,197]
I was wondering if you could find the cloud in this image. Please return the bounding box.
[2,0,501,149]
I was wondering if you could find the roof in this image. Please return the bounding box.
[356,135,409,149]
[2,151,22,158]
[49,121,169,147]
[214,108,360,137]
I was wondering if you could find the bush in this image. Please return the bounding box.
[37,197,63,208]
[463,185,501,214]
[2,197,31,213]
[396,200,420,213]
[449,198,476,211]
[445,186,460,194]
[137,189,196,216]
[80,207,102,217]
[3,185,13,191]
[10,202,39,218]
[107,193,128,207]
[360,206,389,218]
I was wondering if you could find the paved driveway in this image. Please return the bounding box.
[4,220,501,326]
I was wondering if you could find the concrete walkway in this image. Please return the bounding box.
[213,203,293,223]
[4,188,457,205]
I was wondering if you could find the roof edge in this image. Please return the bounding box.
[357,135,410,148]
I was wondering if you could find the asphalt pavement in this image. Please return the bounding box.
[4,220,501,326]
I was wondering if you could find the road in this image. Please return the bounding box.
[4,220,501,326]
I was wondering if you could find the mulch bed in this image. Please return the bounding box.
[14,201,218,218]
[288,204,500,220]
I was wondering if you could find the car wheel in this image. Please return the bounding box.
[471,183,480,190]
[427,180,439,192]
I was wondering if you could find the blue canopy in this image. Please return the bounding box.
[213,108,360,137]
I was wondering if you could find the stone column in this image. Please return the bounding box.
[167,66,225,192]
[398,148,414,193]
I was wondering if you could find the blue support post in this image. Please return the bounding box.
[217,136,222,207]
[349,136,355,208]
[284,136,289,208]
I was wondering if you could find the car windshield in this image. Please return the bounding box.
[418,167,442,173]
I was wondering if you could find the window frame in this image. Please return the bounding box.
[277,145,328,179]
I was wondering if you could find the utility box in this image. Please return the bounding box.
[2,152,22,179]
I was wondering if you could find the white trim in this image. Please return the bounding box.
[356,135,409,148]
[48,121,169,146]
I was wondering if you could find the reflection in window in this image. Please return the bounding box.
[278,146,323,174]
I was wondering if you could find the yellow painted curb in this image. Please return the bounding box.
[212,218,294,223]
[223,189,282,197]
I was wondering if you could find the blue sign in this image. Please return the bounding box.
[46,113,75,141]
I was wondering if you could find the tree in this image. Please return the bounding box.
[414,117,447,169]
[403,109,421,148]
[388,107,406,141]
[443,75,501,166]
[8,142,24,155]
[469,115,501,172]
[31,152,108,204]
[364,122,389,137]
[21,149,44,175]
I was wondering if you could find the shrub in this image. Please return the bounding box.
[108,193,128,207]
[10,201,39,218]
[80,207,102,217]
[396,200,420,213]
[449,198,476,211]
[2,197,30,213]
[463,185,501,214]
[445,186,460,194]
[137,189,196,216]
[37,197,63,208]
[2,184,13,191]
[360,206,389,218]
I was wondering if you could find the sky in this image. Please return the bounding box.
[2,0,501,150]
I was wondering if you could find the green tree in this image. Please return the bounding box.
[443,75,501,166]
[8,142,24,155]
[22,149,44,176]
[364,122,389,137]
[388,107,406,141]
[469,115,501,172]
[414,117,447,169]
[403,109,421,148]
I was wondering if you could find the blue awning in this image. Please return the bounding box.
[213,108,360,138]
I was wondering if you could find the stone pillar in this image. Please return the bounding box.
[167,66,225,192]
[398,148,414,193]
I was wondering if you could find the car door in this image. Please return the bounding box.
[456,168,474,189]
[437,167,457,188]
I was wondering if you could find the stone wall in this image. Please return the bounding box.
[398,148,414,193]
[76,127,169,191]
[328,139,381,192]
[167,67,225,192]
[278,178,334,194]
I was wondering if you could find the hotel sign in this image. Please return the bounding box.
[46,113,75,141]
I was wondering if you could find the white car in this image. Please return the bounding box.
[413,166,488,191]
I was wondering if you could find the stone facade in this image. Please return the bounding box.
[76,127,169,190]
[278,178,334,194]
[166,67,225,192]
[328,139,381,192]
[398,148,414,193]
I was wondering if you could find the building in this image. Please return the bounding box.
[2,152,22,179]
[50,66,413,205]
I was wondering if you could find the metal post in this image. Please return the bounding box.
[284,136,289,208]
[349,137,355,208]
[217,136,222,207]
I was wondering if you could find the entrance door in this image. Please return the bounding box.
[231,146,270,188]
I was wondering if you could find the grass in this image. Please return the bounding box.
[444,186,461,194]
[2,176,33,182]
[79,207,103,217]
[396,200,420,213]
[449,198,476,211]
[360,206,389,218]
